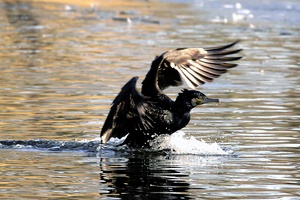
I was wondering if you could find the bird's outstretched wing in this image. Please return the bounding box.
[100,77,154,144]
[142,40,242,94]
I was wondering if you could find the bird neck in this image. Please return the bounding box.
[173,95,194,114]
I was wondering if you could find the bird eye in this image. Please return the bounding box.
[191,98,198,106]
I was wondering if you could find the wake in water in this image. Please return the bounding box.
[0,139,101,152]
[0,131,230,155]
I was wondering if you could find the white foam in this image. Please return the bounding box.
[104,134,128,147]
[100,131,229,155]
[150,131,228,155]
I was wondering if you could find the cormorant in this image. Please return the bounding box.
[101,41,242,147]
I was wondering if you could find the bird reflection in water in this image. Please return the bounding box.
[99,152,191,199]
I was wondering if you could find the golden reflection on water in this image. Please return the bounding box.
[0,0,193,140]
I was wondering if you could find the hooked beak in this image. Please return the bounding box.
[196,96,219,105]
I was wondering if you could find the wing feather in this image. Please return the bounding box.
[141,40,242,94]
[100,77,154,144]
[180,66,199,88]
[184,65,213,83]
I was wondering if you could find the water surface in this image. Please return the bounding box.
[0,0,300,199]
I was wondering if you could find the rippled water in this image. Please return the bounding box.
[0,0,300,199]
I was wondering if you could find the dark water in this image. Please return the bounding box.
[0,0,300,199]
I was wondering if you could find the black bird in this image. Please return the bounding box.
[101,41,242,147]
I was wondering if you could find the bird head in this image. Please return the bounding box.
[180,89,219,107]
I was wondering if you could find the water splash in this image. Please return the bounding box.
[149,131,229,155]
